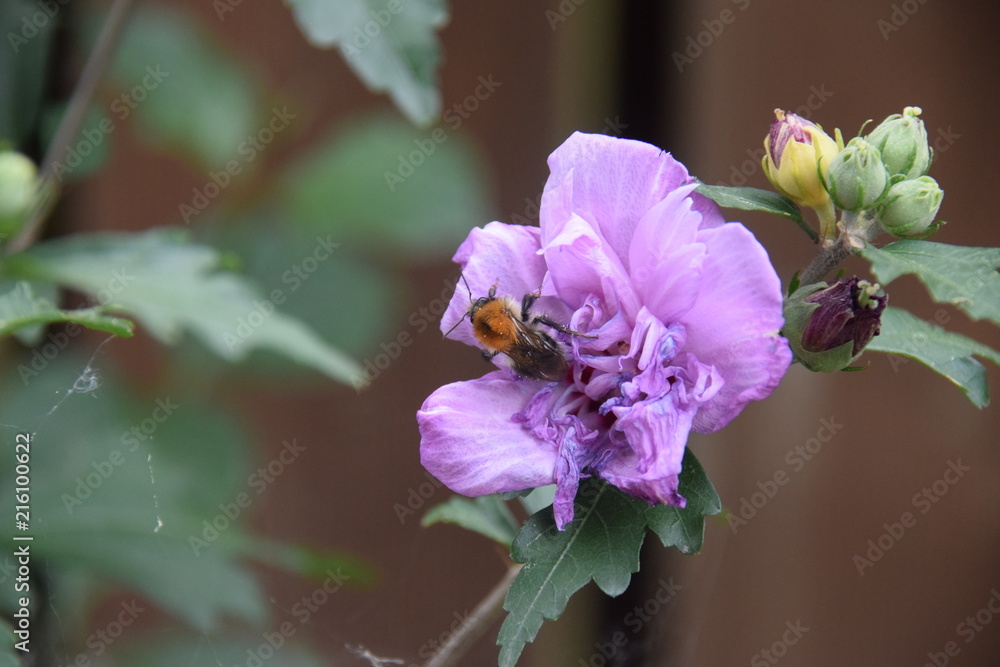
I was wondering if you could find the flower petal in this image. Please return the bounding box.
[418,372,557,496]
[542,132,694,269]
[628,184,708,323]
[681,223,793,432]
[440,222,545,348]
[541,212,641,320]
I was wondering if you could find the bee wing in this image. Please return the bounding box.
[505,318,567,381]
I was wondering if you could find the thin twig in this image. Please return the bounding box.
[423,564,523,667]
[7,0,137,255]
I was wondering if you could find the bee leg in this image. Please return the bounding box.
[533,314,598,339]
[520,292,539,322]
[480,349,500,361]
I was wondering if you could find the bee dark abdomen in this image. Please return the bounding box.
[508,332,568,381]
[517,352,567,381]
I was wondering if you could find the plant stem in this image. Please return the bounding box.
[423,564,523,667]
[6,0,136,256]
[798,210,882,285]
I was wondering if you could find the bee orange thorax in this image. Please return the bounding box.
[472,298,520,352]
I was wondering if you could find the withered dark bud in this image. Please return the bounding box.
[784,278,887,372]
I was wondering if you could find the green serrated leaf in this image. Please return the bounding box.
[866,307,1000,408]
[1,229,364,386]
[645,448,721,554]
[0,281,134,337]
[422,495,519,545]
[695,183,816,242]
[497,480,646,667]
[285,0,447,126]
[861,240,1000,326]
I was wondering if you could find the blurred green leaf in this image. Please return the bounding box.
[1,228,365,386]
[0,618,17,667]
[422,494,519,545]
[40,103,112,182]
[238,538,378,588]
[518,485,556,516]
[0,357,267,631]
[94,635,325,667]
[107,4,262,168]
[285,0,447,126]
[282,115,491,260]
[861,240,1000,326]
[200,213,399,361]
[866,306,1000,409]
[0,280,134,338]
[0,0,57,147]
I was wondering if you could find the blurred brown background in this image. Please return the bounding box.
[73,0,1000,665]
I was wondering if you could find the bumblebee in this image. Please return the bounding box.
[446,276,595,381]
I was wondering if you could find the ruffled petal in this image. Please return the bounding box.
[418,372,557,496]
[541,212,641,321]
[440,222,545,348]
[601,392,692,507]
[628,185,708,324]
[680,223,793,432]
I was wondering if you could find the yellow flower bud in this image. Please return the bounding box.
[762,109,839,210]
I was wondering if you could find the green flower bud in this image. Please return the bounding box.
[783,278,887,372]
[878,176,943,237]
[0,150,38,242]
[824,138,889,211]
[865,106,931,179]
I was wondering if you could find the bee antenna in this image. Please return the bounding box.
[442,313,467,339]
[442,272,474,340]
[459,272,473,301]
